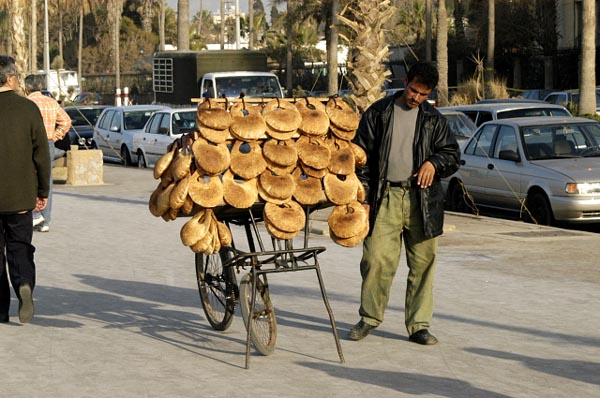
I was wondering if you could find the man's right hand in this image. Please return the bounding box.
[35,197,48,212]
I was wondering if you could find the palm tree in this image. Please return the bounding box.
[141,0,153,32]
[485,0,495,82]
[436,0,448,106]
[177,0,190,50]
[108,0,123,90]
[578,0,596,115]
[338,0,396,113]
[425,0,432,61]
[9,0,28,89]
[159,0,166,50]
[30,0,38,72]
[325,0,338,95]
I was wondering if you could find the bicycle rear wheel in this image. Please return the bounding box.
[239,272,277,355]
[195,249,237,331]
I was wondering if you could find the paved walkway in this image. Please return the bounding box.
[2,165,599,398]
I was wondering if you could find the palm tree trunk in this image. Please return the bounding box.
[142,0,153,32]
[425,0,432,62]
[249,0,254,50]
[338,0,396,113]
[485,0,495,82]
[10,0,28,89]
[78,4,83,89]
[30,0,37,72]
[58,0,64,70]
[578,0,596,115]
[220,0,225,49]
[285,0,295,94]
[326,0,338,95]
[436,0,448,106]
[177,0,190,50]
[159,0,166,51]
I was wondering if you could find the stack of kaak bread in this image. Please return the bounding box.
[148,96,370,254]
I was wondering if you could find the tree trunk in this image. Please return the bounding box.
[285,0,294,95]
[326,0,339,95]
[78,4,83,89]
[437,0,448,106]
[58,0,64,70]
[10,0,28,91]
[220,0,225,49]
[159,0,166,51]
[485,0,495,82]
[177,0,190,50]
[578,0,596,115]
[30,0,37,72]
[425,0,432,62]
[142,0,153,32]
[249,0,254,49]
[338,0,396,113]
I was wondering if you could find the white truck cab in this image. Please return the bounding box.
[200,71,284,99]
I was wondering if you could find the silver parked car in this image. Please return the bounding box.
[440,103,572,127]
[443,117,600,225]
[92,105,168,166]
[132,107,197,168]
[438,108,477,141]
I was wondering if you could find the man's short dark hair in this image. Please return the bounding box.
[0,55,16,85]
[24,74,45,92]
[406,62,439,89]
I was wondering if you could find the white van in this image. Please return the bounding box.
[34,69,80,101]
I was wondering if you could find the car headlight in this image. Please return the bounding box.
[565,182,600,194]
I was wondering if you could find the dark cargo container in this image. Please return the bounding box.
[152,50,268,105]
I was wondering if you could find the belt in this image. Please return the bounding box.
[388,180,416,189]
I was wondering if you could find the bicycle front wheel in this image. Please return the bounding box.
[239,272,277,355]
[195,249,237,331]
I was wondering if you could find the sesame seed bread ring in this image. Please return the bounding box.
[229,140,267,180]
[262,139,298,167]
[327,200,368,239]
[323,173,359,205]
[222,169,258,208]
[192,137,230,176]
[296,136,331,170]
[258,170,296,201]
[263,200,306,233]
[292,167,325,205]
[188,170,225,208]
[326,97,359,132]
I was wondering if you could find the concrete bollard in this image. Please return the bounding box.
[115,88,122,106]
[66,148,104,185]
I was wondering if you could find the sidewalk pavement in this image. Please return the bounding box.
[2,164,599,398]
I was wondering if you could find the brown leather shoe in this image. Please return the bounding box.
[348,320,376,341]
[409,329,438,345]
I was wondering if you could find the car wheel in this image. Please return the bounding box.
[447,181,469,213]
[524,191,553,226]
[137,150,146,168]
[121,146,133,167]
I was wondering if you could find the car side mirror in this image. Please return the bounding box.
[499,150,521,162]
[110,126,120,132]
[159,127,170,135]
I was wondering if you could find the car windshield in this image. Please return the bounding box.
[67,108,105,127]
[498,107,571,119]
[123,110,156,130]
[173,111,197,131]
[443,113,477,139]
[215,76,282,98]
[521,122,600,160]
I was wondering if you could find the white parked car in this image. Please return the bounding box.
[92,105,168,166]
[440,103,572,127]
[443,116,600,225]
[133,107,197,168]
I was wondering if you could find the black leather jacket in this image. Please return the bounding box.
[353,94,460,239]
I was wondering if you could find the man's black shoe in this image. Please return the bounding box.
[18,284,34,323]
[348,320,376,341]
[408,329,438,345]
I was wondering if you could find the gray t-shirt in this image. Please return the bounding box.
[386,99,418,182]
